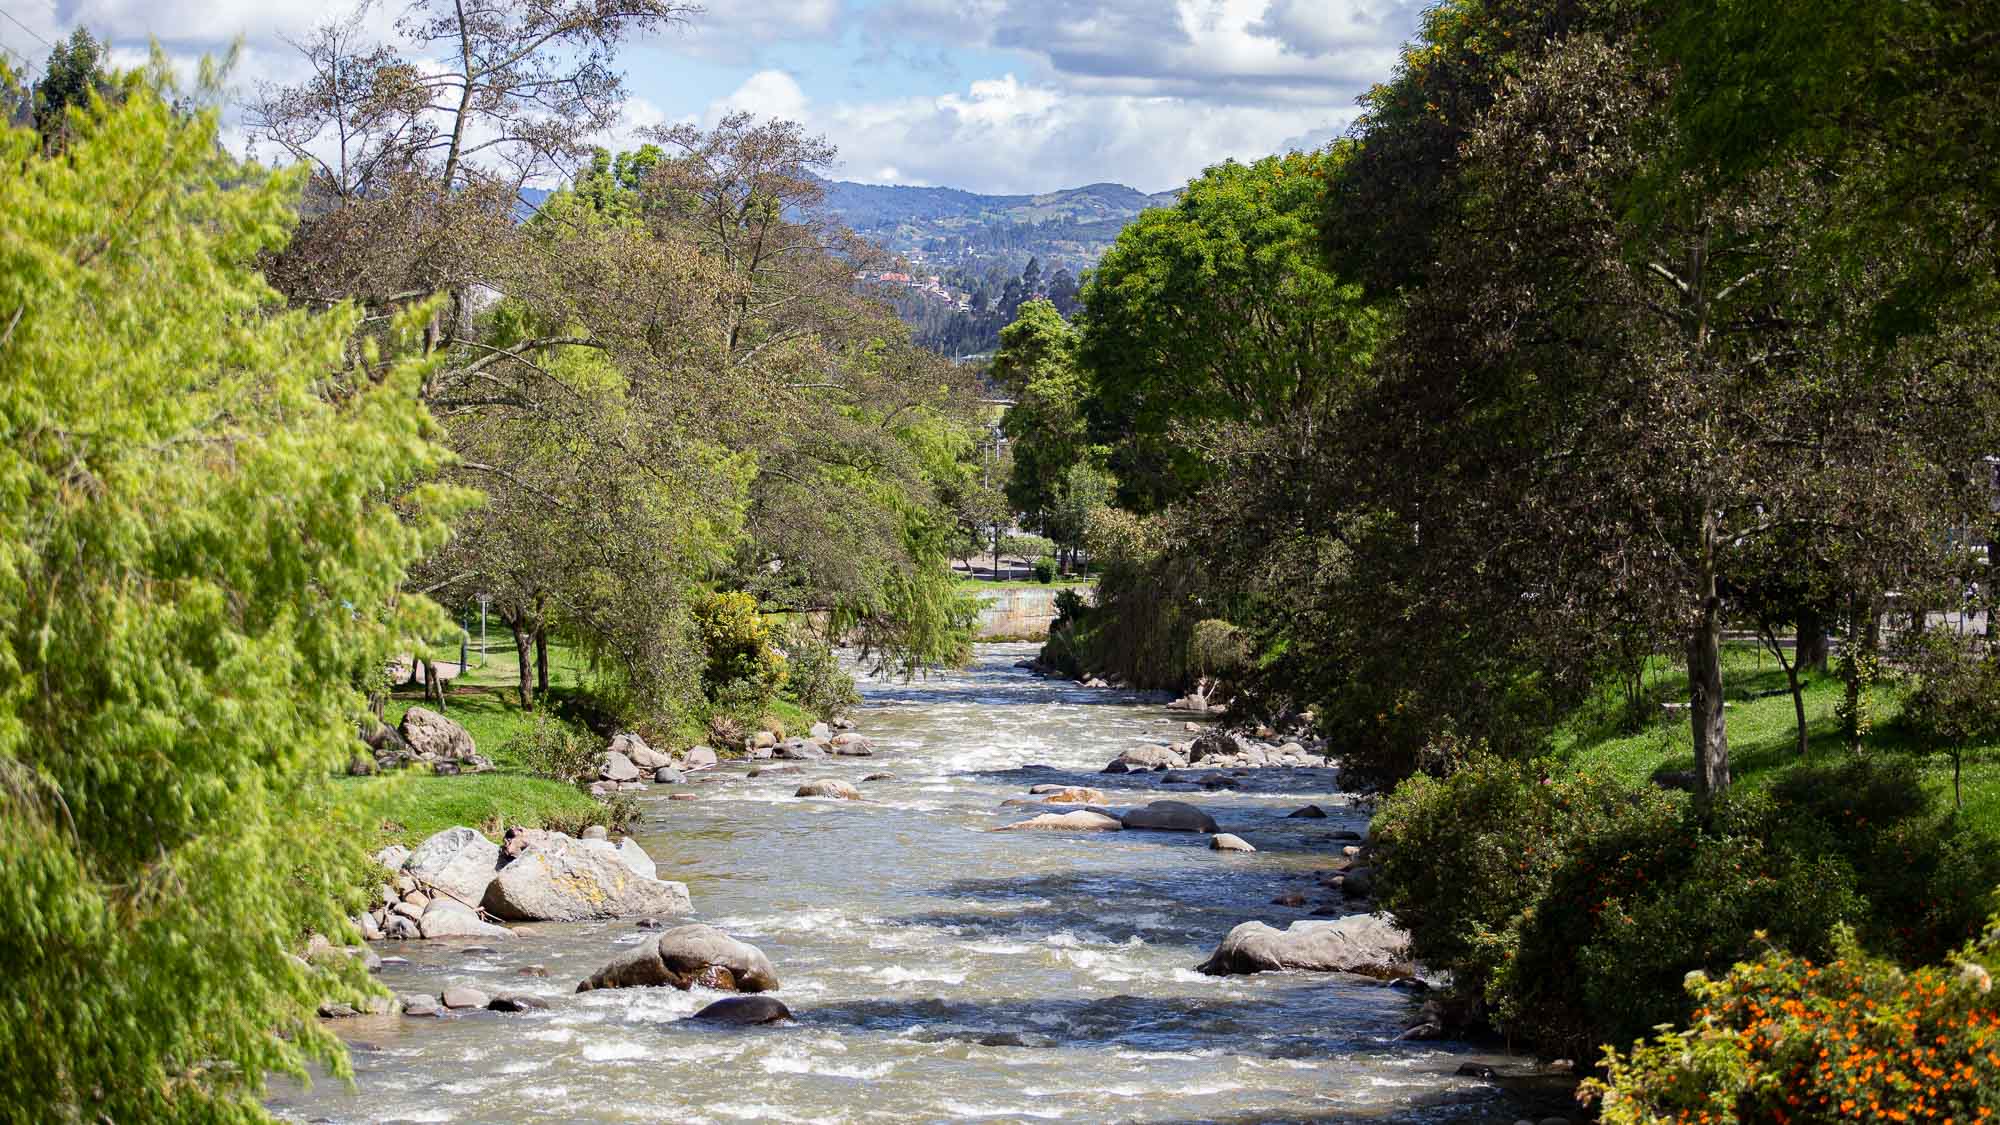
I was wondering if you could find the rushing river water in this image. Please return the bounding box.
[272,644,1553,1124]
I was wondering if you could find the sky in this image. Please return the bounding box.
[0,0,1429,195]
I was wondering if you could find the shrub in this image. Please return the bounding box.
[506,714,599,783]
[694,591,787,701]
[1032,557,1057,583]
[779,625,859,719]
[1587,921,2000,1123]
[1900,631,2000,813]
[1188,618,1249,679]
[1375,755,1865,1055]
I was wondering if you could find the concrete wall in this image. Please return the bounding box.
[972,583,1093,640]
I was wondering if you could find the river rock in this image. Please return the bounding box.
[862,772,895,782]
[419,899,514,941]
[1287,804,1329,819]
[1195,913,1413,979]
[1210,833,1256,852]
[481,834,692,922]
[1033,786,1107,805]
[582,825,609,841]
[795,778,862,800]
[577,836,659,881]
[682,745,719,769]
[400,993,441,1017]
[382,914,421,941]
[993,810,1123,832]
[809,721,832,741]
[773,739,826,760]
[398,707,476,762]
[599,750,642,782]
[1121,800,1220,833]
[1114,745,1188,771]
[1187,730,1241,764]
[402,826,501,904]
[486,994,549,1012]
[373,844,412,869]
[829,734,874,756]
[577,924,780,993]
[441,986,490,1010]
[651,766,686,785]
[692,996,792,1025]
[1340,866,1376,897]
[613,733,671,770]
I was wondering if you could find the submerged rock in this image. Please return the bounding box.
[578,924,780,993]
[1031,786,1107,805]
[1120,800,1220,833]
[691,995,792,1025]
[1287,804,1329,819]
[1196,913,1412,979]
[992,810,1123,832]
[794,778,862,800]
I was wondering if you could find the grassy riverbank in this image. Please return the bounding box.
[1551,643,2000,833]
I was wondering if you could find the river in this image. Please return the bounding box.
[271,643,1550,1124]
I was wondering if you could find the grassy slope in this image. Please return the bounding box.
[1553,643,2000,836]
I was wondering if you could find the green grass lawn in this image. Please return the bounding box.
[332,772,612,849]
[1553,642,2000,836]
[956,576,1098,593]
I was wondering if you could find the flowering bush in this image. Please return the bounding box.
[1587,920,2000,1123]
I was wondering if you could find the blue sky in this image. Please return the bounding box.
[0,0,1429,194]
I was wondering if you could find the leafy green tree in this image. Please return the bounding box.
[30,28,112,154]
[0,75,455,1119]
[1081,151,1384,510]
[996,299,1097,556]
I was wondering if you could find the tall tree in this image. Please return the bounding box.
[0,76,456,1118]
[30,27,112,154]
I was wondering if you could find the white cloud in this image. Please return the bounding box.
[664,0,843,63]
[717,70,1352,195]
[706,69,811,126]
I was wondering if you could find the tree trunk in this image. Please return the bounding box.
[535,626,549,695]
[1688,596,1730,801]
[1796,604,1829,673]
[506,617,535,710]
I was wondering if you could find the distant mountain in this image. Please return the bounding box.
[814,178,1179,276]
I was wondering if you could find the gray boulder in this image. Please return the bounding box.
[373,844,412,870]
[993,810,1122,832]
[1195,913,1412,979]
[577,923,780,993]
[441,986,490,1010]
[682,745,719,769]
[398,707,476,761]
[400,993,441,1017]
[1287,805,1328,819]
[809,721,832,741]
[773,739,826,760]
[1117,745,1188,771]
[692,996,792,1025]
[1210,833,1256,852]
[1187,730,1241,764]
[794,778,862,800]
[481,834,691,922]
[599,750,642,783]
[829,735,874,757]
[579,836,659,881]
[418,899,514,941]
[653,766,687,785]
[1121,800,1220,833]
[402,826,501,904]
[613,733,671,771]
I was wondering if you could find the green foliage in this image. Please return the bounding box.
[1032,558,1057,584]
[1374,755,1863,1055]
[31,28,115,154]
[1838,650,1882,749]
[693,592,788,700]
[1587,920,2000,1123]
[0,77,457,1119]
[503,713,599,783]
[778,625,859,719]
[1188,618,1249,679]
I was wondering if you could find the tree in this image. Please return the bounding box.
[996,299,1096,557]
[30,28,112,154]
[0,73,456,1118]
[1369,35,2000,798]
[1047,267,1081,316]
[1081,151,1384,511]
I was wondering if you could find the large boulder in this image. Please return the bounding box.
[993,810,1123,832]
[578,836,659,881]
[1113,745,1187,771]
[599,750,642,783]
[829,735,874,757]
[692,996,792,1025]
[612,733,671,771]
[402,826,501,904]
[794,779,862,800]
[772,739,826,760]
[481,834,692,922]
[1120,800,1220,833]
[1195,913,1412,979]
[418,899,514,941]
[398,707,476,762]
[576,924,779,993]
[1187,730,1243,764]
[681,745,719,769]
